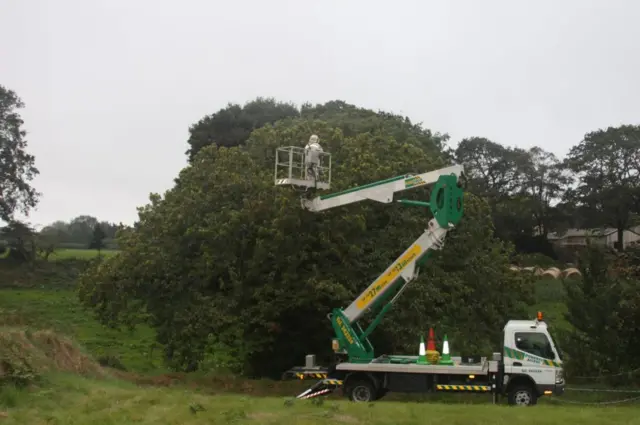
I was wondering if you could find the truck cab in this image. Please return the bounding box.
[501,312,565,405]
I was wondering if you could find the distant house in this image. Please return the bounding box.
[547,226,640,250]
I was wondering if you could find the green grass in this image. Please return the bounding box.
[0,248,119,261]
[49,248,119,261]
[1,373,639,425]
[531,277,572,333]
[0,289,163,373]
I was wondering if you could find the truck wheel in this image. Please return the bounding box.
[508,385,538,406]
[346,379,376,403]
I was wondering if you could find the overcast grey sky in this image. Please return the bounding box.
[1,0,639,227]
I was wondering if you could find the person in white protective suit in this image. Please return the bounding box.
[304,134,323,180]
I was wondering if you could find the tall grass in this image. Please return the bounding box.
[0,373,638,425]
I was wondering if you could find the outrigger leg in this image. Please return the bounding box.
[296,378,343,400]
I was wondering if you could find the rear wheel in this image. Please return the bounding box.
[508,384,538,406]
[346,379,377,403]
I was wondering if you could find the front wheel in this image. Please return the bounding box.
[508,385,538,406]
[346,379,376,403]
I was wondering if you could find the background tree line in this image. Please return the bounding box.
[39,215,125,250]
[0,214,124,263]
[2,84,640,382]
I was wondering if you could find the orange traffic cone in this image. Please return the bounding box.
[427,328,437,351]
[426,327,440,364]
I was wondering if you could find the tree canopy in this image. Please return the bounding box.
[185,99,445,162]
[185,97,299,161]
[0,85,39,222]
[564,125,640,249]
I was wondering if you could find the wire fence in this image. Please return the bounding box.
[548,394,640,406]
[569,367,640,380]
[548,370,640,406]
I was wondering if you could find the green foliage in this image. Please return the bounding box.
[78,107,535,378]
[521,147,573,236]
[515,253,562,269]
[0,221,36,263]
[89,224,106,251]
[454,137,526,199]
[562,243,640,380]
[299,100,446,156]
[0,334,38,387]
[186,98,445,163]
[185,97,299,161]
[453,137,571,258]
[564,125,640,250]
[40,216,125,251]
[0,85,40,222]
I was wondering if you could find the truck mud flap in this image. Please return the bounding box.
[296,379,343,399]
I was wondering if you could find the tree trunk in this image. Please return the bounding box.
[617,227,625,252]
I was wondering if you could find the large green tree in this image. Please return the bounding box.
[454,137,526,199]
[454,138,532,241]
[78,104,533,378]
[0,85,39,222]
[520,146,572,237]
[454,138,569,257]
[564,125,640,250]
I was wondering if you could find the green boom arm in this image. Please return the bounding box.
[327,173,464,363]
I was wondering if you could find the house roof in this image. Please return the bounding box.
[548,226,640,240]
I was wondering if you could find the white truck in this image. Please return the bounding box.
[275,140,565,406]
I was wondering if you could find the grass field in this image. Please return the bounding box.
[1,325,639,424]
[0,289,163,373]
[1,373,639,425]
[0,248,119,261]
[49,248,119,261]
[2,260,639,423]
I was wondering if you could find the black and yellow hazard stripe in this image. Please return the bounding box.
[295,372,328,380]
[436,385,491,392]
[322,379,343,386]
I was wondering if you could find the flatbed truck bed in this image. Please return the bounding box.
[336,360,495,375]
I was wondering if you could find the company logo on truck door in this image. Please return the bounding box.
[356,244,422,309]
[504,346,561,368]
[404,176,426,189]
